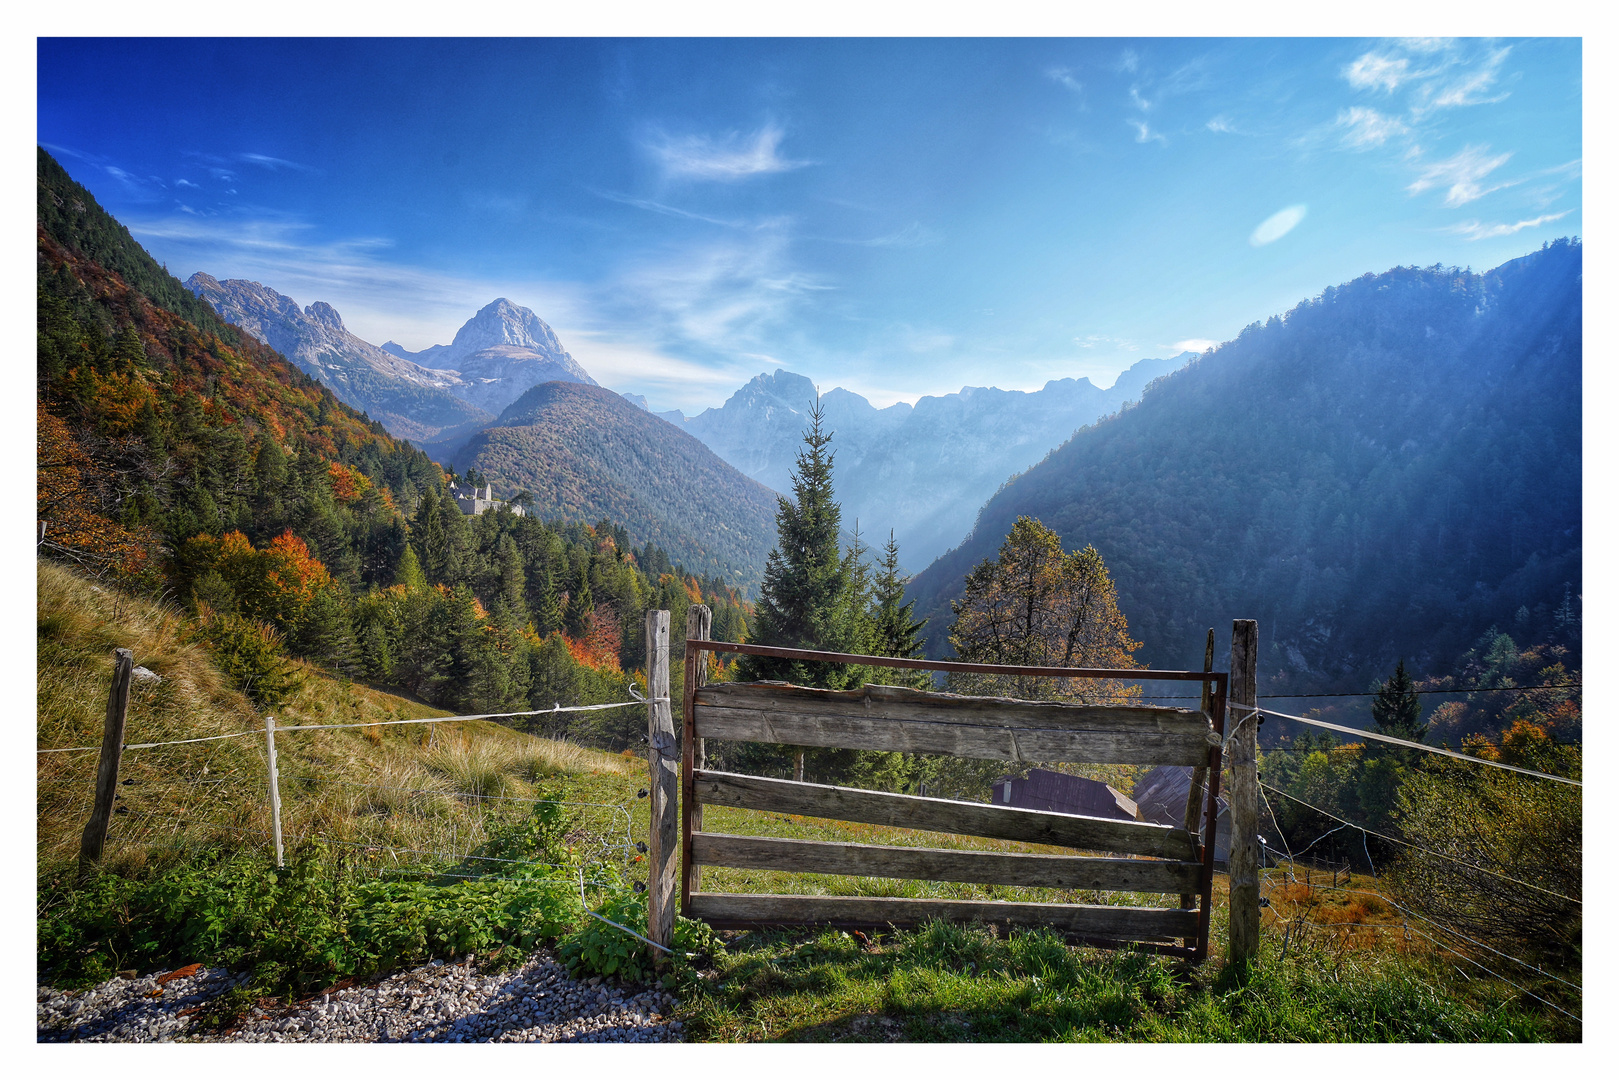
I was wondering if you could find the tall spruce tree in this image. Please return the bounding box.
[738,398,858,688]
[1371,659,1425,743]
[872,530,928,666]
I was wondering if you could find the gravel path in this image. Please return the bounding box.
[38,950,685,1043]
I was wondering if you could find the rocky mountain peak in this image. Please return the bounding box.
[450,298,565,356]
[305,301,344,330]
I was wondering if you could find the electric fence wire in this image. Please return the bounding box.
[1268,876,1582,995]
[1259,783,1579,905]
[1229,700,1580,786]
[36,696,651,754]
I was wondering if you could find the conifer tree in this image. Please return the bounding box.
[738,398,858,688]
[394,542,427,592]
[533,559,563,636]
[1371,659,1425,742]
[564,561,594,637]
[871,529,927,665]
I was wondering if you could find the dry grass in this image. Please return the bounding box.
[37,560,635,879]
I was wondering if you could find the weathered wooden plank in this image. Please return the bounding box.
[685,605,711,900]
[691,833,1202,893]
[695,682,1211,734]
[684,892,1199,940]
[1181,628,1216,911]
[693,771,1198,860]
[694,705,1213,764]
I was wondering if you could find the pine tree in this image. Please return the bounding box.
[532,559,563,636]
[564,560,593,638]
[738,398,858,689]
[871,530,927,666]
[394,543,427,592]
[1371,659,1425,743]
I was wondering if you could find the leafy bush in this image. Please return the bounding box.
[38,846,582,998]
[558,884,723,986]
[191,605,303,710]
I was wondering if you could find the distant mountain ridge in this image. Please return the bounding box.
[656,354,1192,568]
[906,242,1582,691]
[451,381,779,594]
[183,280,595,439]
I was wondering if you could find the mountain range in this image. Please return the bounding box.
[184,278,594,442]
[649,354,1192,569]
[906,241,1582,691]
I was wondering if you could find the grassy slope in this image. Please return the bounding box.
[37,559,637,877]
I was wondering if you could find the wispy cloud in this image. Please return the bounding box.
[237,152,317,173]
[1045,66,1083,96]
[1117,49,1139,74]
[1343,52,1411,93]
[594,189,746,228]
[1411,47,1511,116]
[1407,144,1514,206]
[175,178,200,189]
[1127,119,1167,146]
[1206,115,1243,135]
[1446,210,1572,241]
[1074,333,1137,352]
[1250,204,1308,246]
[1173,338,1218,353]
[852,222,943,248]
[644,121,809,181]
[1336,106,1408,149]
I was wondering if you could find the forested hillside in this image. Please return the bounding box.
[36,146,749,731]
[908,242,1582,692]
[450,381,779,596]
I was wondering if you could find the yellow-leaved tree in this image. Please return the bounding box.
[947,516,1140,704]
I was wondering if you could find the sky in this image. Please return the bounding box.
[35,36,1582,414]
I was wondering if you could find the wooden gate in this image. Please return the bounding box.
[675,638,1229,961]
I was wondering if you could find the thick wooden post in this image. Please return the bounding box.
[685,605,711,891]
[645,610,678,960]
[1228,619,1261,966]
[78,648,134,879]
[1180,628,1215,912]
[265,715,285,868]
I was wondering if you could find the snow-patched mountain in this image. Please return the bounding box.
[185,282,598,440]
[384,298,597,414]
[185,273,494,442]
[661,354,1194,568]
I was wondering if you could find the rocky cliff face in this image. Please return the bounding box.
[668,354,1193,569]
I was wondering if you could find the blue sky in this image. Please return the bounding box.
[37,36,1582,413]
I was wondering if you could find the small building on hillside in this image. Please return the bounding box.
[991,768,1141,822]
[448,480,524,517]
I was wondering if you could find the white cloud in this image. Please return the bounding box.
[237,152,316,173]
[853,222,943,248]
[1045,66,1083,95]
[1173,338,1217,354]
[644,121,808,182]
[1249,204,1308,246]
[1406,144,1514,206]
[1344,52,1410,93]
[1117,49,1139,74]
[1446,210,1572,241]
[1412,46,1511,115]
[175,178,200,189]
[1206,116,1240,134]
[1129,86,1152,112]
[1128,119,1167,146]
[1336,106,1408,149]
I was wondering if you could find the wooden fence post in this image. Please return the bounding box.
[1228,619,1261,966]
[685,605,711,893]
[78,648,134,880]
[645,610,677,961]
[1180,628,1216,912]
[265,715,285,868]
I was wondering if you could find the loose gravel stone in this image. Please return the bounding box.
[37,949,684,1044]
